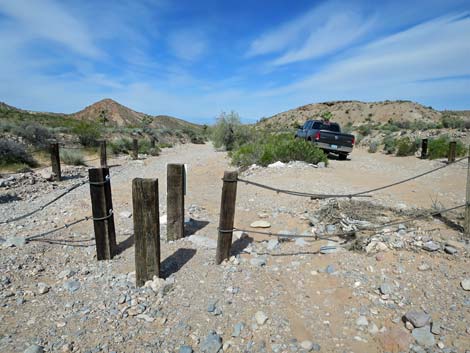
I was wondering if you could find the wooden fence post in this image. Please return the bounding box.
[465,146,470,237]
[50,142,61,181]
[448,141,457,163]
[167,164,185,241]
[133,178,160,286]
[99,140,107,168]
[421,138,428,159]
[216,171,238,264]
[132,138,139,160]
[89,168,116,260]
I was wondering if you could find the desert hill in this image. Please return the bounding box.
[258,100,469,129]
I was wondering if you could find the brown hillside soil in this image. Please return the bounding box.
[1,144,469,353]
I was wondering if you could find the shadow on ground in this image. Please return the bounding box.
[161,248,196,278]
[184,219,210,236]
[231,236,254,256]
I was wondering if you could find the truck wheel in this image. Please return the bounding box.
[338,153,348,160]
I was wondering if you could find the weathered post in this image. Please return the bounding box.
[421,138,428,159]
[132,138,139,160]
[216,171,238,264]
[465,146,470,237]
[133,178,160,286]
[89,168,116,260]
[50,142,61,181]
[167,164,185,241]
[448,141,457,163]
[99,140,107,168]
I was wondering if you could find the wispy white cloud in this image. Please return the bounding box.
[167,29,208,61]
[246,1,375,65]
[0,0,101,58]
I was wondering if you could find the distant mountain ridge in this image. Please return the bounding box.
[0,98,203,131]
[257,100,469,129]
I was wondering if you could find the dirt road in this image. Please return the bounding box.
[1,143,469,353]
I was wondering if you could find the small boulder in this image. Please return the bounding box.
[250,220,271,228]
[255,311,268,325]
[405,310,431,328]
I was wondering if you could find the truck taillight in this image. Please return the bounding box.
[352,136,355,145]
[315,132,321,140]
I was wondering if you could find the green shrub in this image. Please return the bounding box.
[11,122,53,148]
[211,111,253,151]
[428,136,466,159]
[60,149,85,166]
[368,142,378,153]
[0,139,37,167]
[441,114,464,129]
[109,138,133,155]
[357,124,372,136]
[395,137,419,156]
[158,142,173,149]
[73,122,101,147]
[230,134,328,168]
[383,136,397,154]
[149,147,161,156]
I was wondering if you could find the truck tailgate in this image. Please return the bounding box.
[318,130,354,147]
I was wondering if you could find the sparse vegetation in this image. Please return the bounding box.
[211,111,253,151]
[368,142,378,153]
[0,139,37,168]
[395,137,419,156]
[230,133,328,168]
[427,136,466,159]
[441,114,465,129]
[60,149,85,166]
[382,135,397,154]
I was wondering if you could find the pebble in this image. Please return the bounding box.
[250,256,267,267]
[24,345,44,353]
[422,241,439,252]
[356,316,369,326]
[325,264,335,274]
[200,332,222,353]
[461,278,470,291]
[63,280,80,293]
[232,322,244,337]
[179,346,193,353]
[431,321,441,335]
[412,326,435,347]
[379,282,393,295]
[255,311,268,325]
[266,239,280,251]
[325,224,336,234]
[444,246,457,255]
[250,220,271,228]
[300,340,313,351]
[405,310,431,328]
[418,264,430,271]
[37,283,50,295]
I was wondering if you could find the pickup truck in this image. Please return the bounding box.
[295,120,355,160]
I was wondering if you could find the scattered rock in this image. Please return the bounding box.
[356,316,369,326]
[267,161,285,168]
[412,326,435,347]
[37,283,50,295]
[325,224,336,234]
[266,239,279,251]
[444,246,457,255]
[24,345,44,353]
[4,236,27,248]
[317,162,326,168]
[422,241,439,252]
[254,311,268,325]
[300,340,313,351]
[379,283,394,295]
[179,346,193,353]
[365,241,388,253]
[431,321,441,335]
[325,264,335,274]
[250,220,271,228]
[250,256,267,267]
[63,280,80,293]
[200,332,222,353]
[187,235,217,249]
[461,278,470,291]
[232,322,244,337]
[405,310,431,328]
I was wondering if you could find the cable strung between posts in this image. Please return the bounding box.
[219,204,466,242]
[26,216,91,241]
[0,180,88,224]
[237,156,467,199]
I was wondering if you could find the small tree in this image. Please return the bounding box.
[211,111,246,151]
[321,111,333,122]
[99,109,108,127]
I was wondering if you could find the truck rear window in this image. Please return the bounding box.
[312,122,340,132]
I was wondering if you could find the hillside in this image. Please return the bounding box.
[71,98,203,131]
[258,100,468,129]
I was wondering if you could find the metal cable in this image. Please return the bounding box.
[236,156,467,199]
[219,204,465,241]
[0,180,87,224]
[92,209,113,221]
[26,216,90,241]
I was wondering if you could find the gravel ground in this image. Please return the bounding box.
[1,143,469,353]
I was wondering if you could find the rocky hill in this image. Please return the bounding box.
[71,98,202,131]
[258,100,468,129]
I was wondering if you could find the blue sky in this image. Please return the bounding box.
[0,0,469,123]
